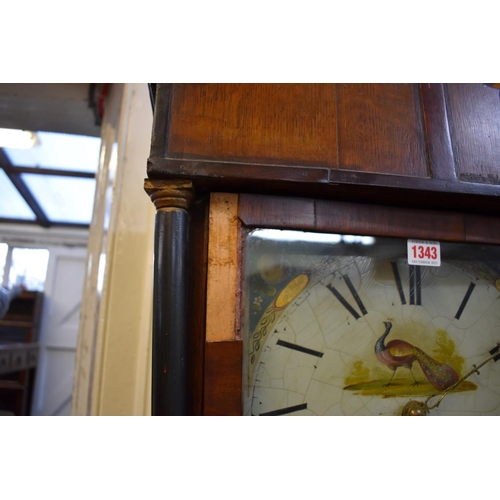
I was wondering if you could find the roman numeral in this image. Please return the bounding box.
[455,282,476,320]
[489,344,500,362]
[391,262,406,305]
[409,265,422,306]
[260,403,307,416]
[326,275,367,319]
[277,339,324,358]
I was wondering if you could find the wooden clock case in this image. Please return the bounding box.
[144,84,500,415]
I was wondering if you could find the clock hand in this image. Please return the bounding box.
[402,343,500,416]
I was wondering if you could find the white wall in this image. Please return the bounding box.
[30,244,88,416]
[72,83,155,416]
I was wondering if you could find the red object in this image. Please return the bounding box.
[98,84,111,120]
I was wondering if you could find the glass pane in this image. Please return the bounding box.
[242,229,500,416]
[8,247,49,292]
[0,243,7,284]
[0,169,36,220]
[21,174,96,224]
[4,131,101,172]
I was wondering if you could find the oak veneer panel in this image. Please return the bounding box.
[168,84,338,167]
[336,84,429,176]
[446,84,500,185]
[204,340,242,416]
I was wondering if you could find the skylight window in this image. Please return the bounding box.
[21,174,96,224]
[3,131,100,172]
[0,129,100,227]
[0,169,36,220]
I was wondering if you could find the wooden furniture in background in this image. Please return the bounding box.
[0,291,43,415]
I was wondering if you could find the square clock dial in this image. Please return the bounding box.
[242,230,500,416]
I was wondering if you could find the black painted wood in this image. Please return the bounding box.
[0,149,50,227]
[152,209,190,415]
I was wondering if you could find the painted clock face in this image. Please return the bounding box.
[242,230,500,416]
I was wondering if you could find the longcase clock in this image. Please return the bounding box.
[144,84,500,415]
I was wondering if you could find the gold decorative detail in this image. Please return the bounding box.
[433,329,464,375]
[402,400,427,416]
[247,272,310,378]
[144,179,194,210]
[275,274,309,309]
[344,360,371,386]
[402,344,500,415]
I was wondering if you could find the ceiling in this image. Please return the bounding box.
[0,84,105,228]
[0,84,102,137]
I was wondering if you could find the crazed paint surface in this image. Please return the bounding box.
[344,327,471,398]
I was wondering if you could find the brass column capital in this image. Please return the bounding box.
[144,179,194,211]
[145,177,195,415]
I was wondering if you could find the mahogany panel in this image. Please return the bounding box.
[186,196,210,415]
[204,340,242,416]
[238,194,316,230]
[446,83,500,185]
[464,213,500,245]
[238,194,466,242]
[315,200,465,241]
[168,84,338,167]
[336,84,429,176]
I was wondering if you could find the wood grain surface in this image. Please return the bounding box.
[204,340,242,416]
[336,83,428,176]
[186,196,210,415]
[205,193,240,342]
[168,84,429,176]
[446,83,500,185]
[239,194,467,242]
[149,83,500,212]
[168,84,338,166]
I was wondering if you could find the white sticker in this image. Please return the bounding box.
[407,239,441,267]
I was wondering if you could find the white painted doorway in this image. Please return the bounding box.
[30,246,87,416]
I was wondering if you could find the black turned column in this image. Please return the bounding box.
[144,179,194,415]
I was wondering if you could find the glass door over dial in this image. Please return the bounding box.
[242,230,500,416]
